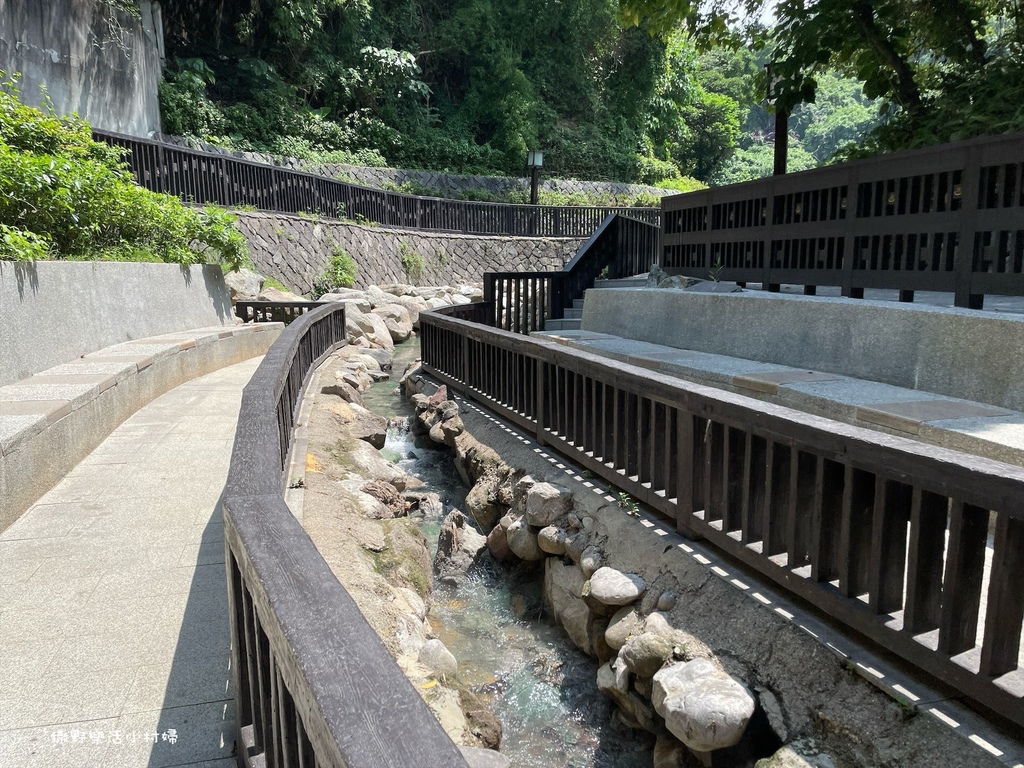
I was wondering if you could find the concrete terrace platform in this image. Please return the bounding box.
[535,329,1024,466]
[0,357,261,768]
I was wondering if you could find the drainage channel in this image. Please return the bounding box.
[361,338,654,767]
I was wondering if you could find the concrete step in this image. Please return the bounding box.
[572,299,585,309]
[563,308,583,319]
[544,318,582,331]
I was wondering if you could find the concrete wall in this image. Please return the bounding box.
[0,0,162,137]
[235,211,584,295]
[0,261,234,386]
[582,289,1024,411]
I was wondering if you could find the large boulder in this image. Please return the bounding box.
[544,558,594,654]
[346,306,395,350]
[372,303,414,343]
[588,567,646,606]
[434,509,488,581]
[525,482,573,526]
[258,286,308,302]
[505,517,543,561]
[652,659,756,753]
[223,268,264,302]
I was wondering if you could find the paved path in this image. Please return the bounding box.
[0,357,260,768]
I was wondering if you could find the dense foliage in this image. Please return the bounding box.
[0,76,247,266]
[620,0,1024,154]
[155,0,755,184]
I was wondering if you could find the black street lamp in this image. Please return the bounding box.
[527,150,543,205]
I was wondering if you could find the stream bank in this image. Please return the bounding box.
[288,277,1011,768]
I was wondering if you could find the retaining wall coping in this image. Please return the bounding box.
[544,302,1024,466]
[0,323,282,530]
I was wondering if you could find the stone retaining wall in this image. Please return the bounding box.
[234,211,584,296]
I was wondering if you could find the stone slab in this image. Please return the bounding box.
[857,400,1013,435]
[81,354,156,370]
[0,400,73,423]
[581,288,1024,411]
[733,370,845,395]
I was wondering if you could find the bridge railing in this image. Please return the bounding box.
[482,213,660,333]
[661,131,1024,308]
[222,302,469,768]
[235,301,329,325]
[94,129,659,238]
[420,303,1024,730]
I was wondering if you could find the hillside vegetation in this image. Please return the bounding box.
[0,75,246,267]
[149,0,880,187]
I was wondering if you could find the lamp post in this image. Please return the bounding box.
[765,64,788,176]
[527,150,543,205]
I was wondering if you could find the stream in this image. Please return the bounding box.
[361,338,654,767]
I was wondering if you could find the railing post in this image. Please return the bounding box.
[840,169,862,299]
[535,361,547,446]
[954,145,984,309]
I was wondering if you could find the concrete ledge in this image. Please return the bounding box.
[538,329,1024,466]
[0,261,236,387]
[581,288,1024,411]
[0,324,282,532]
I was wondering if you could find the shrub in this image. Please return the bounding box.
[0,73,247,269]
[398,240,424,281]
[312,245,358,296]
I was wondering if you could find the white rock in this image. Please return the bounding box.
[223,268,263,302]
[589,567,646,606]
[544,559,592,654]
[653,659,755,752]
[644,611,674,638]
[418,638,458,678]
[525,482,573,526]
[580,545,603,577]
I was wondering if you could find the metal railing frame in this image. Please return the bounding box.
[660,132,1024,309]
[94,129,659,238]
[420,302,1024,731]
[222,302,469,768]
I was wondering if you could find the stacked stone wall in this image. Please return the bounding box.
[234,211,584,296]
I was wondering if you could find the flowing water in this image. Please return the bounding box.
[361,338,653,767]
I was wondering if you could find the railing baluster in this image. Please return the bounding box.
[938,500,990,656]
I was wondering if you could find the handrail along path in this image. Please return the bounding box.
[222,302,469,768]
[420,301,1024,732]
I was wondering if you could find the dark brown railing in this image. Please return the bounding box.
[223,303,469,768]
[661,132,1024,308]
[94,129,659,238]
[420,303,1024,730]
[483,213,659,333]
[235,301,328,325]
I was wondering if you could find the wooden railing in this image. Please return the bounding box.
[94,129,659,237]
[235,301,328,325]
[661,132,1024,308]
[482,213,659,333]
[222,302,469,768]
[420,303,1024,730]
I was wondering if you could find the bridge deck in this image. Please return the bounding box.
[0,357,260,768]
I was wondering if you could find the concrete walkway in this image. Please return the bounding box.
[0,357,260,768]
